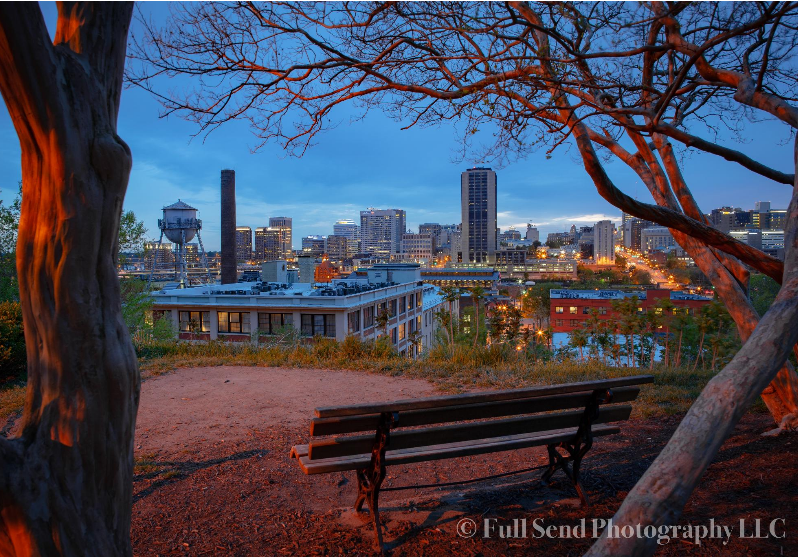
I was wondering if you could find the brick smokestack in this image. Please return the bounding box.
[220,169,237,284]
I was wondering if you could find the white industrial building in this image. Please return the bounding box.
[150,263,450,358]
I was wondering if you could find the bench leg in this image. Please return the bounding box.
[541,442,590,508]
[354,465,386,549]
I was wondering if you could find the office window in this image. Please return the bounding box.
[179,311,210,332]
[582,307,590,315]
[570,319,579,326]
[218,311,250,334]
[363,306,375,328]
[258,313,293,335]
[348,311,360,333]
[555,306,564,314]
[390,327,397,344]
[389,299,397,316]
[417,292,423,307]
[555,319,563,327]
[399,296,407,314]
[599,307,608,315]
[569,306,577,314]
[300,314,336,338]
[399,322,406,341]
[409,294,415,308]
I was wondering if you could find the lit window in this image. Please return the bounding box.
[218,311,250,334]
[555,306,564,314]
[179,311,210,332]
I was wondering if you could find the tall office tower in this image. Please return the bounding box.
[755,201,771,213]
[460,167,497,264]
[325,235,349,261]
[333,219,360,256]
[220,169,237,284]
[235,226,252,263]
[623,217,654,251]
[594,220,616,263]
[301,235,327,257]
[255,227,282,262]
[419,223,443,245]
[268,217,293,260]
[360,208,406,257]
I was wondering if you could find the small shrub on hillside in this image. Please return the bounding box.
[0,301,25,383]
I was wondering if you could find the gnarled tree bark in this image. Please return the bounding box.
[0,3,138,555]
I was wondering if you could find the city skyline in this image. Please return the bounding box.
[0,3,794,251]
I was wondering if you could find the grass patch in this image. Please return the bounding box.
[135,338,729,418]
[0,382,25,423]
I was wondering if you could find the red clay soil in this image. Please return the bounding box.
[131,366,798,556]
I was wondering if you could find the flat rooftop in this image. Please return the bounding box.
[550,289,712,301]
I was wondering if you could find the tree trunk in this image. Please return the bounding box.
[473,302,479,347]
[649,335,657,370]
[0,4,138,555]
[587,175,798,555]
[694,331,705,372]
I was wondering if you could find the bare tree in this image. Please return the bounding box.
[129,2,798,554]
[0,3,138,555]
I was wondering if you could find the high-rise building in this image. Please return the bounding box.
[768,210,787,230]
[641,226,675,252]
[235,226,252,263]
[220,169,237,284]
[144,241,174,270]
[525,223,539,243]
[623,217,654,251]
[325,235,349,261]
[755,201,771,213]
[418,223,443,245]
[333,219,360,256]
[593,220,615,264]
[255,227,282,262]
[461,167,497,264]
[360,208,406,257]
[184,243,199,266]
[301,235,326,257]
[268,217,293,260]
[401,233,436,263]
[500,228,522,242]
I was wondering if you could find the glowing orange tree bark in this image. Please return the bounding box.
[0,3,138,555]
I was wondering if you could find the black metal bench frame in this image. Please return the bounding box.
[350,389,612,547]
[291,375,653,550]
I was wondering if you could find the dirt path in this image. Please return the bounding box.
[135,366,437,453]
[131,366,798,556]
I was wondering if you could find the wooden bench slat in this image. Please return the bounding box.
[310,386,641,436]
[295,425,621,474]
[313,375,653,418]
[308,405,631,460]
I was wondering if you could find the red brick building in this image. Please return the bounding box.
[549,288,713,333]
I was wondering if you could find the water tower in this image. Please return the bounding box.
[147,200,211,288]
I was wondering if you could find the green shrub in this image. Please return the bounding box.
[0,301,25,383]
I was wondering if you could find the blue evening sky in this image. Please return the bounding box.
[0,3,793,250]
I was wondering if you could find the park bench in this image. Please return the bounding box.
[289,374,653,548]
